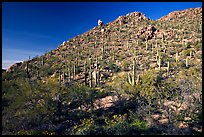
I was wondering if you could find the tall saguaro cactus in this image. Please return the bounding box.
[127,59,136,86]
[67,62,72,82]
[41,57,44,67]
[151,44,154,53]
[96,57,98,70]
[190,51,192,58]
[167,61,170,74]
[37,70,39,78]
[186,58,189,67]
[156,50,159,60]
[84,61,88,85]
[155,39,158,49]
[89,57,93,88]
[89,64,92,88]
[175,52,179,63]
[94,58,101,87]
[162,33,165,42]
[59,70,62,85]
[68,67,71,82]
[73,63,76,79]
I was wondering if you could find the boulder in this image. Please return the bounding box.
[98,19,103,26]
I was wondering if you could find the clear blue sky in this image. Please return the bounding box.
[2,2,202,69]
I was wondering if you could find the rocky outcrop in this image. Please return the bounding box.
[137,25,157,40]
[126,11,150,21]
[98,19,103,26]
[158,7,202,21]
[6,62,22,73]
[94,95,118,109]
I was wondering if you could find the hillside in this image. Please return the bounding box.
[2,7,202,135]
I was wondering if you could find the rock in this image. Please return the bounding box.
[170,105,177,112]
[98,19,103,26]
[115,16,127,25]
[158,7,202,21]
[94,95,118,109]
[184,117,192,121]
[151,114,160,120]
[137,25,157,40]
[163,100,175,106]
[177,103,188,111]
[192,126,202,133]
[143,117,153,126]
[101,28,105,32]
[178,122,188,128]
[150,63,157,69]
[158,118,169,124]
[6,62,22,73]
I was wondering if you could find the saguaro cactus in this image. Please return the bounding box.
[37,70,39,78]
[156,50,159,60]
[127,59,136,86]
[136,75,140,84]
[42,57,44,67]
[84,61,88,85]
[89,57,93,87]
[167,61,170,74]
[155,40,158,49]
[157,56,161,70]
[62,71,65,83]
[59,70,62,84]
[73,63,76,79]
[162,33,165,42]
[93,70,98,86]
[146,41,148,51]
[186,58,189,67]
[96,57,98,70]
[190,51,192,58]
[89,65,92,88]
[67,62,72,82]
[175,52,179,63]
[164,47,166,53]
[68,67,71,82]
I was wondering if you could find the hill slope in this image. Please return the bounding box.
[2,7,202,135]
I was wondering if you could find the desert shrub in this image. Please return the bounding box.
[134,70,163,102]
[169,50,176,55]
[16,129,56,135]
[71,118,95,135]
[103,114,130,135]
[185,42,192,49]
[194,41,202,51]
[108,62,121,72]
[130,119,148,133]
[182,49,192,56]
[122,60,130,70]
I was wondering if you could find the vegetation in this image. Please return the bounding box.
[2,7,202,135]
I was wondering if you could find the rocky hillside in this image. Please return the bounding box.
[2,7,202,135]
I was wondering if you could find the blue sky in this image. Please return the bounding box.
[2,2,202,69]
